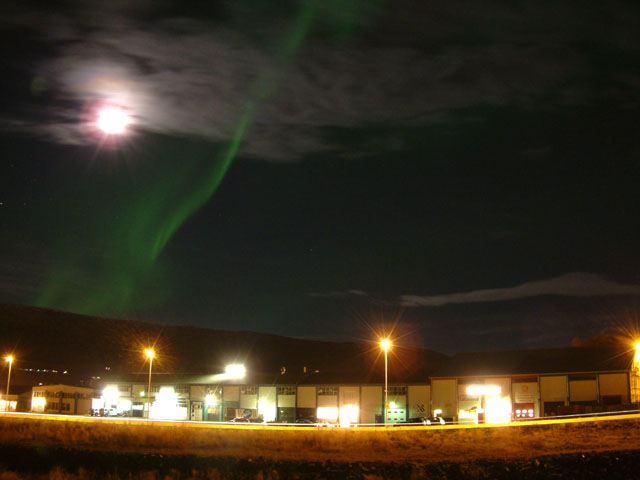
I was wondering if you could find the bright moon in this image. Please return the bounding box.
[96,107,131,134]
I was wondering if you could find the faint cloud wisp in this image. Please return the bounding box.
[400,273,640,307]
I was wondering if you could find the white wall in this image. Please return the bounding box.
[569,379,597,402]
[240,394,257,409]
[278,394,296,408]
[223,386,240,402]
[431,379,457,417]
[259,386,276,404]
[297,386,316,408]
[540,376,567,403]
[339,386,359,406]
[317,394,338,408]
[408,385,430,418]
[599,373,629,401]
[360,386,382,423]
[190,385,205,401]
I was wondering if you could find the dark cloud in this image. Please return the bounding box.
[2,1,638,160]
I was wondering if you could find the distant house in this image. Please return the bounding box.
[31,384,95,415]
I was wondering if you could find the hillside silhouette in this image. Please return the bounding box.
[0,304,447,387]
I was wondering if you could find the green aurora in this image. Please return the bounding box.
[37,1,380,317]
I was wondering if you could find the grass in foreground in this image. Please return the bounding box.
[1,414,639,464]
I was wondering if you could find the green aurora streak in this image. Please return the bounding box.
[36,1,379,316]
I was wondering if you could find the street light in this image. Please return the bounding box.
[145,349,154,419]
[380,339,391,426]
[5,355,13,397]
[225,364,246,379]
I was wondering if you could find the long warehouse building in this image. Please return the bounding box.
[78,345,640,424]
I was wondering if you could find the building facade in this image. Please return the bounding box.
[31,384,94,415]
[95,369,635,424]
[32,345,640,423]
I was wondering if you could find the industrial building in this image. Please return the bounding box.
[84,345,639,424]
[31,384,95,415]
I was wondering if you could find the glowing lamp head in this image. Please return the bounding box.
[96,106,131,135]
[225,364,246,379]
[5,355,13,363]
[634,341,640,363]
[145,349,155,360]
[380,339,391,352]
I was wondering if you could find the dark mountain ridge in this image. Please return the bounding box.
[0,304,448,386]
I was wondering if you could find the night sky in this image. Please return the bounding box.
[2,1,640,354]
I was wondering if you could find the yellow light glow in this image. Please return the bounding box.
[205,394,216,405]
[339,404,359,427]
[317,406,339,420]
[145,348,155,360]
[485,397,512,424]
[466,385,502,396]
[32,397,46,411]
[258,398,276,422]
[150,387,187,420]
[5,355,13,363]
[433,409,443,416]
[380,339,391,351]
[634,341,640,363]
[102,386,119,406]
[0,400,17,412]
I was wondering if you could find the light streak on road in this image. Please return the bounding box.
[1,411,639,431]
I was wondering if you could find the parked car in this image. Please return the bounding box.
[395,417,428,425]
[394,416,446,426]
[425,416,446,425]
[230,417,250,423]
[294,418,316,424]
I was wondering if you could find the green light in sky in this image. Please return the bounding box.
[37,1,380,316]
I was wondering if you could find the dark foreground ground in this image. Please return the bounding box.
[0,446,639,479]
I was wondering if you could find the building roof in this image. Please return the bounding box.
[433,346,632,378]
[98,346,635,387]
[31,384,95,392]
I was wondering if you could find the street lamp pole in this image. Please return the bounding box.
[145,349,154,419]
[5,356,13,397]
[380,339,391,426]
